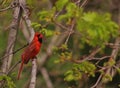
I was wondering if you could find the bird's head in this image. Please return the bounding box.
[35,32,43,43]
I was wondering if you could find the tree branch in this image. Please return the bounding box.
[1,0,22,74]
[29,58,37,88]
[0,0,22,87]
[0,43,28,60]
[41,67,53,88]
[90,74,102,88]
[18,0,37,88]
[71,47,101,63]
[80,0,89,8]
[0,0,18,12]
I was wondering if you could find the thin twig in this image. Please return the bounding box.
[54,0,67,19]
[6,60,21,75]
[103,37,120,82]
[54,9,63,19]
[86,47,101,60]
[52,19,68,30]
[65,19,75,44]
[92,56,111,60]
[95,56,111,64]
[80,0,88,8]
[71,47,101,64]
[41,67,53,88]
[90,74,102,88]
[0,6,11,12]
[75,0,82,5]
[105,43,120,47]
[0,0,18,12]
[0,43,28,60]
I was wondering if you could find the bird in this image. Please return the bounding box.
[17,32,43,79]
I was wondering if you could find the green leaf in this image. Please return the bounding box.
[40,28,54,37]
[65,2,77,18]
[64,70,82,81]
[77,12,119,47]
[102,74,112,83]
[55,0,69,11]
[116,68,120,74]
[64,70,74,81]
[82,12,96,22]
[64,61,96,82]
[38,8,55,22]
[31,22,41,29]
[54,59,61,64]
[0,75,16,88]
[104,58,115,67]
[59,44,68,50]
[73,61,96,77]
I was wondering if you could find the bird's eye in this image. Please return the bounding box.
[38,37,42,43]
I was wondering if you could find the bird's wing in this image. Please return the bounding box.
[22,42,38,64]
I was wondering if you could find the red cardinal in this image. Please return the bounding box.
[17,32,43,79]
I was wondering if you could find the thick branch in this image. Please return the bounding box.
[1,0,22,74]
[29,59,37,88]
[18,0,37,88]
[0,0,22,87]
[19,0,35,42]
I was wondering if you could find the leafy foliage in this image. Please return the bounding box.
[53,44,73,63]
[0,0,120,88]
[102,74,112,83]
[0,75,16,88]
[64,61,96,81]
[31,22,54,37]
[37,1,119,48]
[77,12,119,47]
[116,67,120,74]
[57,2,81,22]
[36,0,119,87]
[55,0,69,11]
[64,70,82,81]
[103,58,116,67]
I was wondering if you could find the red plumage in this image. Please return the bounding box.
[17,32,43,79]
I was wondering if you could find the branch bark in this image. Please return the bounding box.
[18,0,37,88]
[0,0,22,87]
[1,0,22,74]
[29,58,37,88]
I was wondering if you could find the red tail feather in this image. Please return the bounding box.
[17,61,24,80]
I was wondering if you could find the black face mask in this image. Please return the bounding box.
[38,37,42,43]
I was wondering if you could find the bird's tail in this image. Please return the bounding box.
[17,61,24,80]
